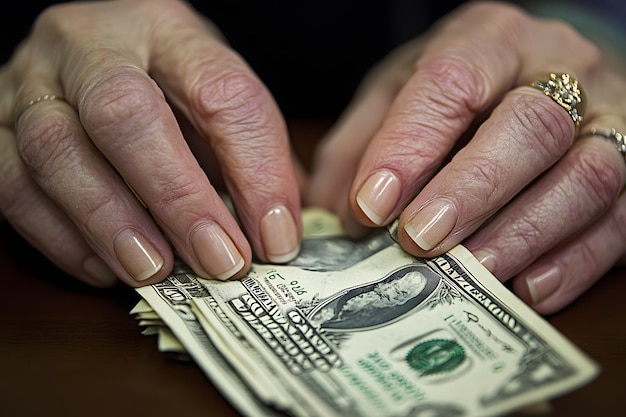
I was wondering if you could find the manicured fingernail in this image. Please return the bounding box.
[473,248,497,272]
[261,205,300,263]
[192,222,245,280]
[114,229,164,282]
[83,256,117,286]
[525,265,562,305]
[404,199,457,251]
[356,169,401,225]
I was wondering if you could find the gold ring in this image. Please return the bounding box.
[14,94,65,125]
[584,127,626,165]
[530,73,585,132]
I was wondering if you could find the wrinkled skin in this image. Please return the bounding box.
[0,0,304,287]
[1,0,625,315]
[307,2,626,314]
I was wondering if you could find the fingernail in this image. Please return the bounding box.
[261,205,300,263]
[525,265,562,305]
[356,169,401,225]
[192,222,245,280]
[114,229,164,282]
[83,256,117,286]
[473,248,497,272]
[404,199,457,251]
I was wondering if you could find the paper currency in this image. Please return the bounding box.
[133,208,598,417]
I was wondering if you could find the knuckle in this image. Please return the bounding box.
[80,190,119,233]
[81,67,162,140]
[512,217,545,261]
[373,127,448,179]
[192,68,276,141]
[452,155,503,206]
[237,166,283,196]
[17,113,78,177]
[150,170,206,215]
[222,151,288,202]
[194,68,266,120]
[417,56,489,117]
[509,92,573,160]
[567,146,623,211]
[216,132,290,193]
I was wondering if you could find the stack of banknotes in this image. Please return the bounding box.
[131,208,598,417]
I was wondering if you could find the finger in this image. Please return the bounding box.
[4,0,251,281]
[48,0,298,274]
[185,118,310,200]
[306,85,397,237]
[77,68,248,280]
[63,2,251,279]
[347,3,527,229]
[31,0,254,280]
[1,9,175,286]
[0,125,117,287]
[34,0,270,279]
[306,104,378,212]
[349,3,599,255]
[306,40,425,236]
[291,150,310,199]
[306,43,415,209]
[511,189,626,315]
[144,1,301,264]
[464,131,626,281]
[396,84,578,254]
[13,83,175,286]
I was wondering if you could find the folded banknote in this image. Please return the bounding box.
[133,208,598,417]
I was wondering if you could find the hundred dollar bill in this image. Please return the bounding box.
[136,208,598,417]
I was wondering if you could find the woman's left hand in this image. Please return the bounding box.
[307,2,626,314]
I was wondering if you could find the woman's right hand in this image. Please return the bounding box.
[0,0,303,288]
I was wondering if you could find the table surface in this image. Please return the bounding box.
[1,120,625,417]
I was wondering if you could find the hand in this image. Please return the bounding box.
[0,0,303,288]
[307,2,626,314]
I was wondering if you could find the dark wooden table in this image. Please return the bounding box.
[1,120,625,417]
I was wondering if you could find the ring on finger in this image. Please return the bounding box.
[581,126,626,165]
[530,72,585,133]
[14,94,66,127]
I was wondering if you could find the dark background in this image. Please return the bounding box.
[0,0,472,119]
[1,0,625,119]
